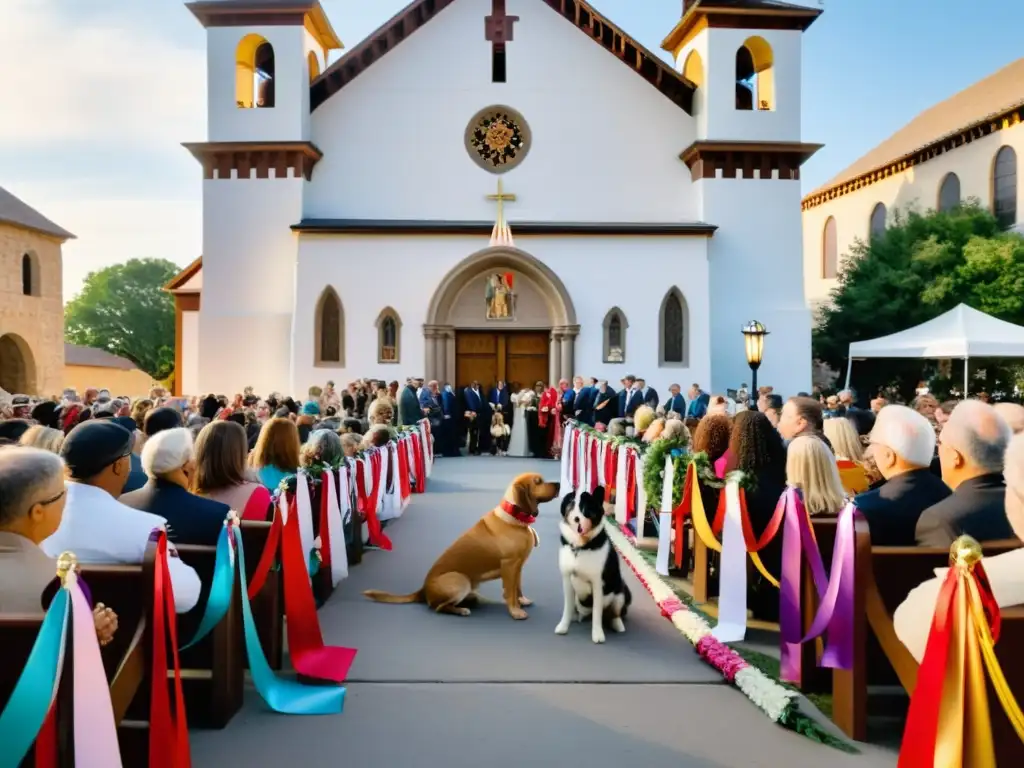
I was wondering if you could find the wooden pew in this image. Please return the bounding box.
[240,519,284,671]
[827,516,1022,751]
[344,464,364,567]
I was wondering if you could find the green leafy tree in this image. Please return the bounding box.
[813,203,1024,401]
[64,258,180,380]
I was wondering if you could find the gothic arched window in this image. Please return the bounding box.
[938,172,961,213]
[602,308,628,363]
[315,287,344,366]
[869,203,887,241]
[376,307,402,364]
[21,253,35,296]
[659,289,688,366]
[822,216,838,279]
[993,146,1017,229]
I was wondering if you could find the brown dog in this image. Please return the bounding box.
[363,472,560,619]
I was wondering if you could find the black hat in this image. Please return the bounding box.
[61,420,133,478]
[112,416,138,434]
[31,401,60,428]
[144,406,183,437]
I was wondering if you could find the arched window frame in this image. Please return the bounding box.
[938,172,961,213]
[869,202,887,242]
[21,252,39,297]
[375,307,402,364]
[682,49,704,89]
[307,50,320,84]
[314,287,344,367]
[601,307,628,363]
[235,34,275,109]
[821,216,838,279]
[992,145,1017,229]
[735,36,775,112]
[658,288,689,367]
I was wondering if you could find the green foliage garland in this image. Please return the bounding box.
[641,438,689,509]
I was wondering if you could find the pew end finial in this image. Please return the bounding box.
[950,535,982,569]
[56,551,79,585]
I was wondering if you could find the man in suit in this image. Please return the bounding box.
[399,377,423,426]
[896,429,1024,661]
[854,405,951,545]
[617,375,641,418]
[488,380,510,423]
[685,383,710,419]
[574,377,597,425]
[916,400,1015,547]
[664,383,686,417]
[637,378,658,410]
[462,380,484,455]
[592,380,617,426]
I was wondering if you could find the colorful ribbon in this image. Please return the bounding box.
[397,438,412,502]
[71,575,121,766]
[356,454,391,550]
[0,582,68,768]
[624,450,637,523]
[589,437,599,493]
[778,491,856,683]
[323,470,348,586]
[712,478,750,642]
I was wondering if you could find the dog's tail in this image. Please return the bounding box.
[362,588,426,604]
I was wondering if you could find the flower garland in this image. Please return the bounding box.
[642,438,690,509]
[572,420,645,452]
[603,516,857,752]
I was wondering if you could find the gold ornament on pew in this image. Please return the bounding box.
[56,551,78,586]
[949,535,982,569]
[226,509,240,526]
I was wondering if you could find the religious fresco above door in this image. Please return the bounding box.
[485,271,516,320]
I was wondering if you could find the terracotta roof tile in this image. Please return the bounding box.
[64,343,139,371]
[0,187,75,240]
[810,57,1024,197]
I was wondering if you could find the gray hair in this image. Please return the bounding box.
[0,447,66,526]
[869,404,935,467]
[608,418,628,437]
[141,427,194,478]
[300,429,343,467]
[944,400,1012,474]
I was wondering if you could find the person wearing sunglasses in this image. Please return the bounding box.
[0,446,118,645]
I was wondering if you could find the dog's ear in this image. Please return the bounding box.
[578,491,591,506]
[559,492,575,518]
[591,485,605,506]
[512,481,538,515]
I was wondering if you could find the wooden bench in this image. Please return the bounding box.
[821,516,1022,757]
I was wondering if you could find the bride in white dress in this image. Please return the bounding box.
[506,389,534,457]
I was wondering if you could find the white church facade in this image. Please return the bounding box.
[170,0,823,398]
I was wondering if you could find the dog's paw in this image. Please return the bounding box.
[611,617,626,633]
[509,607,529,620]
[591,629,606,644]
[518,595,534,607]
[554,622,570,635]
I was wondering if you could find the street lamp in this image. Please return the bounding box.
[742,321,768,407]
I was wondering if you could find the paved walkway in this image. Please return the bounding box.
[192,457,894,767]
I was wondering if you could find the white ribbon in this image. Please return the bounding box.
[295,473,317,584]
[324,469,348,585]
[559,423,574,492]
[338,459,352,524]
[378,443,398,522]
[712,477,749,642]
[406,437,417,487]
[596,438,605,487]
[635,452,648,536]
[614,446,628,525]
[420,422,433,475]
[656,454,673,576]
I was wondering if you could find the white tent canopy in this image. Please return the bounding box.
[845,304,1024,389]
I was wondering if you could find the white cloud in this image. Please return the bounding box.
[0,0,206,146]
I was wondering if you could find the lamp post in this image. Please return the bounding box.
[742,321,768,407]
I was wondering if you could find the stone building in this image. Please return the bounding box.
[0,186,74,396]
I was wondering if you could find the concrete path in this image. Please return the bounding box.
[192,457,895,767]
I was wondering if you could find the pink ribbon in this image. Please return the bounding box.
[71,577,122,766]
[778,489,857,682]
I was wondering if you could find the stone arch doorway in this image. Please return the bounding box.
[0,334,37,394]
[424,247,579,387]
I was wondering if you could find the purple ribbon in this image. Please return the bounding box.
[778,489,857,682]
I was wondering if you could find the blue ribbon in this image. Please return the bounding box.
[180,524,235,650]
[0,589,70,768]
[231,526,345,714]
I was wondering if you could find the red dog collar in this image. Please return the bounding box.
[500,499,536,525]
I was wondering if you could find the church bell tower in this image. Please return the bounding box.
[182,1,342,395]
[662,0,823,396]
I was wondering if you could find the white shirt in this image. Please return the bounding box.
[894,547,1024,662]
[42,483,201,613]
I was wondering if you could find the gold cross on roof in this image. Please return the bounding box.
[486,178,516,224]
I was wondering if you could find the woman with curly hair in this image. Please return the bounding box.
[728,410,788,619]
[690,414,733,538]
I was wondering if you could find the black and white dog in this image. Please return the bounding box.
[555,486,631,643]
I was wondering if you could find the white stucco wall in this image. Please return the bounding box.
[305,0,698,223]
[181,310,199,397]
[290,234,712,397]
[803,121,1023,308]
[675,27,803,144]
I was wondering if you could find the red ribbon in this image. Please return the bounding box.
[34,708,57,768]
[280,496,357,682]
[247,510,282,600]
[319,471,333,572]
[712,488,784,553]
[149,532,191,768]
[357,454,392,550]
[605,445,617,494]
[672,468,695,569]
[589,437,599,493]
[420,419,433,462]
[410,434,426,494]
[571,429,581,489]
[625,449,637,522]
[397,439,412,501]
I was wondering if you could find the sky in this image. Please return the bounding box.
[1,0,1022,301]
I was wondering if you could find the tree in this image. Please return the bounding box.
[65,258,179,380]
[813,203,1024,401]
